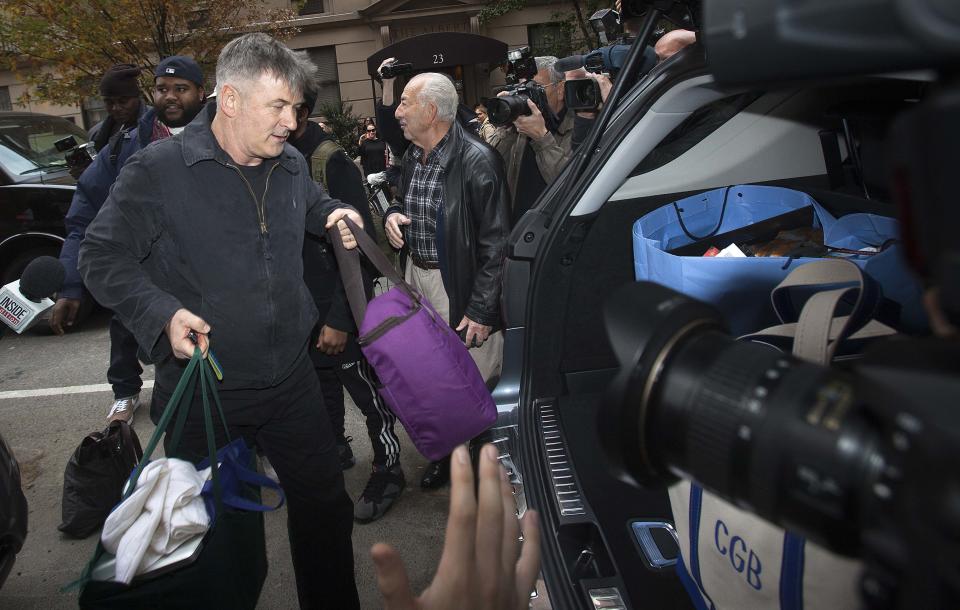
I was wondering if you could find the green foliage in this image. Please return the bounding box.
[546,0,607,56]
[315,100,362,159]
[0,0,302,107]
[478,0,528,25]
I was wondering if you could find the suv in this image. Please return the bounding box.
[0,111,81,297]
[492,6,954,610]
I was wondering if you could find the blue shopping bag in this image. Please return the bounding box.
[632,185,926,335]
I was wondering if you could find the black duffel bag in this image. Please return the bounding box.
[59,420,142,539]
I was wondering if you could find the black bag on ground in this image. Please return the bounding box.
[59,421,142,539]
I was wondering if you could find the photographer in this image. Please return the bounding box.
[488,56,574,225]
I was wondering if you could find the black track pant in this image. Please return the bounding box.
[314,358,401,468]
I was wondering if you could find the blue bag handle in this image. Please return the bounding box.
[196,438,285,513]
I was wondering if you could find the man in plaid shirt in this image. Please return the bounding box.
[384,72,511,489]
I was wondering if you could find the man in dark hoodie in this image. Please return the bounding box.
[50,56,206,426]
[288,85,406,523]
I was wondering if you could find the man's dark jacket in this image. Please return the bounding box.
[60,105,153,299]
[79,103,353,391]
[383,119,511,330]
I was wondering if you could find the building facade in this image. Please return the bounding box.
[0,0,576,128]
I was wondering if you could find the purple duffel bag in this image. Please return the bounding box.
[330,218,496,461]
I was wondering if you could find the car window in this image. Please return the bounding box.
[630,91,761,177]
[0,115,87,175]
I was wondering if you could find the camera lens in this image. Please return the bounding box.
[567,80,600,110]
[486,94,531,126]
[600,282,884,554]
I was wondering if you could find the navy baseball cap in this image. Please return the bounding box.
[154,56,204,86]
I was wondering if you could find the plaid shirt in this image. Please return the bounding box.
[404,133,450,266]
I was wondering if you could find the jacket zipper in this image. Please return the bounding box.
[228,162,280,234]
[225,161,281,378]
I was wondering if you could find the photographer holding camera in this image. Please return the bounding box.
[487,56,573,225]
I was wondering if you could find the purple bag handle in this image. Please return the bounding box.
[327,215,422,330]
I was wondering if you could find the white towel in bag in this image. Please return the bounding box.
[100,458,211,584]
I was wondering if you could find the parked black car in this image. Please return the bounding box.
[0,111,91,323]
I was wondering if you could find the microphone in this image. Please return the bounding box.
[0,256,65,334]
[554,55,586,73]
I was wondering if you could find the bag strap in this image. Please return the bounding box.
[108,420,143,467]
[126,349,231,499]
[673,185,732,242]
[743,260,892,364]
[328,215,421,328]
[126,352,201,497]
[769,259,881,326]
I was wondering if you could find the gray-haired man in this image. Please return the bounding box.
[384,73,511,489]
[79,33,363,608]
[488,55,574,224]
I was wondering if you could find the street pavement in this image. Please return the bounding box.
[0,308,446,609]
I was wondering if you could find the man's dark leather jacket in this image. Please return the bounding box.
[384,120,511,331]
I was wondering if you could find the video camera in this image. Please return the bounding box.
[562,43,650,112]
[54,135,96,179]
[559,4,660,112]
[378,59,414,80]
[597,0,960,607]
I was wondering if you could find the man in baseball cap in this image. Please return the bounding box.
[52,56,206,427]
[152,55,207,132]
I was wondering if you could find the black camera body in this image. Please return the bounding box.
[505,46,538,86]
[54,135,96,179]
[485,81,552,128]
[379,60,414,80]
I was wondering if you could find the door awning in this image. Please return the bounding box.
[366,32,507,77]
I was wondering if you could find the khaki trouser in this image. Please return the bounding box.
[404,261,504,385]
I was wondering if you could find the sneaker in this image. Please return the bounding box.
[354,464,405,523]
[338,436,356,471]
[107,393,140,425]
